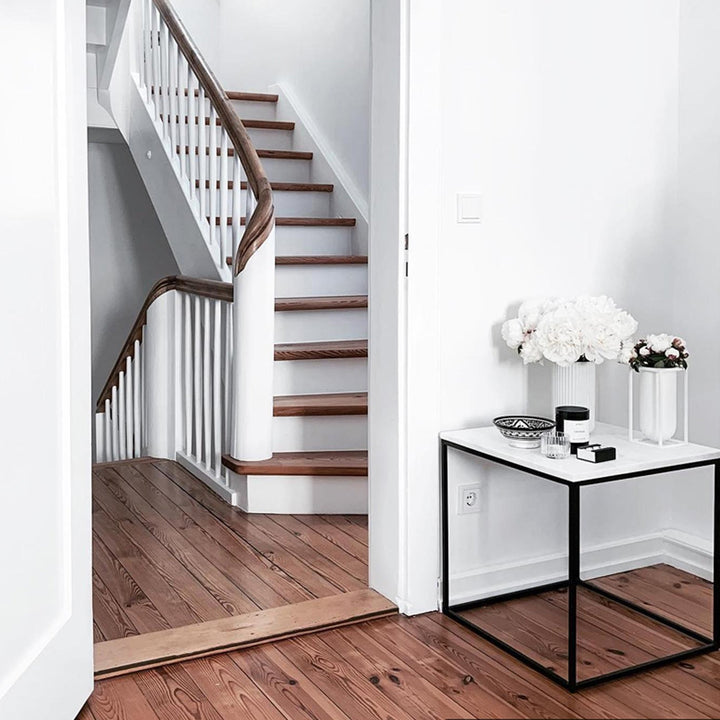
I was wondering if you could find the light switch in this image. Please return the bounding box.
[457,193,483,224]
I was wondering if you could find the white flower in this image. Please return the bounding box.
[612,311,638,342]
[519,334,543,364]
[517,298,547,332]
[619,343,636,364]
[647,333,673,353]
[665,347,680,359]
[639,346,651,356]
[534,305,584,366]
[501,318,525,349]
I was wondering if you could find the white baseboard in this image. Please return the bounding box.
[449,529,711,605]
[175,451,237,505]
[270,83,369,255]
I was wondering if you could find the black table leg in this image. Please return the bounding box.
[568,483,580,690]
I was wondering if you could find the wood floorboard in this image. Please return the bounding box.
[92,459,369,642]
[149,459,358,598]
[83,607,720,720]
[319,513,369,546]
[136,462,314,606]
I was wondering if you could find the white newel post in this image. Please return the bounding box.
[231,228,276,460]
[144,290,177,458]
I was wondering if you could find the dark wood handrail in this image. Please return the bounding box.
[96,276,232,412]
[152,0,274,275]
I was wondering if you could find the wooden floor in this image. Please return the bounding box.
[92,458,368,642]
[80,564,720,719]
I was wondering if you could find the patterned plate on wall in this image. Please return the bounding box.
[493,416,555,449]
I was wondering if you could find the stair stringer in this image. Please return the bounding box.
[102,2,228,281]
[270,83,369,255]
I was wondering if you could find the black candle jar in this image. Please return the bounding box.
[555,405,590,454]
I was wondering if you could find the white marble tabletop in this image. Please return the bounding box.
[440,423,720,484]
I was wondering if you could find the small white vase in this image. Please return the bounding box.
[638,367,679,442]
[552,361,596,431]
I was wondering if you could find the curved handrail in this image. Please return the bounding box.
[152,0,274,275]
[96,275,233,412]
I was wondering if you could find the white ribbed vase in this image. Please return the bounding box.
[551,361,596,431]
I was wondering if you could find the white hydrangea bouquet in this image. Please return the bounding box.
[501,296,638,366]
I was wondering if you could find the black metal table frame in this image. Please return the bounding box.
[440,438,720,692]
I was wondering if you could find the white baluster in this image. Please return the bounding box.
[193,295,202,460]
[151,8,160,121]
[212,300,222,476]
[219,129,229,265]
[104,398,112,463]
[198,88,207,223]
[140,0,147,91]
[178,54,187,182]
[232,155,241,258]
[169,38,178,157]
[203,297,211,469]
[183,293,192,454]
[126,356,134,457]
[133,339,141,456]
[118,370,127,460]
[223,301,233,470]
[161,23,170,143]
[209,108,218,250]
[188,72,196,200]
[141,325,147,452]
[111,386,120,462]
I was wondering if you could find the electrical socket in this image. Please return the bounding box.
[458,483,482,514]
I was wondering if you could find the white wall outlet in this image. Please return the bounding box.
[458,483,482,514]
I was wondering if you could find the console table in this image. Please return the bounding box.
[440,423,719,691]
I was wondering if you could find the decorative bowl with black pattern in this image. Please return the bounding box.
[493,415,555,449]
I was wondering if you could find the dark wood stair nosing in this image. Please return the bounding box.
[161,114,294,130]
[222,450,368,477]
[151,88,278,103]
[274,295,368,312]
[179,146,312,160]
[274,340,368,361]
[273,392,368,417]
[214,217,356,228]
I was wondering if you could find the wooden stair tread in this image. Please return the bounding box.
[226,91,278,102]
[275,295,367,311]
[274,392,367,417]
[94,588,393,679]
[197,180,334,192]
[276,255,366,264]
[215,217,356,227]
[180,146,312,160]
[222,450,368,476]
[274,339,368,361]
[162,115,294,130]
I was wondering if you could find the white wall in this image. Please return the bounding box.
[439,0,681,601]
[89,136,179,402]
[217,0,370,202]
[672,0,720,543]
[372,0,719,614]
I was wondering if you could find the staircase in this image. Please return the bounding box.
[95,0,368,514]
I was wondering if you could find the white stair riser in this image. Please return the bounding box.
[192,98,279,121]
[273,415,367,452]
[229,99,278,121]
[274,358,367,395]
[245,127,294,151]
[275,308,367,343]
[200,189,331,217]
[237,475,368,514]
[275,264,367,297]
[275,226,352,256]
